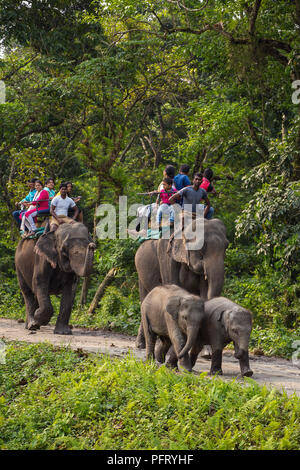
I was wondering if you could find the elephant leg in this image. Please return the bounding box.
[136,281,148,349]
[165,345,178,370]
[54,276,78,335]
[142,313,157,361]
[17,270,40,330]
[210,348,223,376]
[155,337,171,363]
[33,285,54,327]
[189,341,204,369]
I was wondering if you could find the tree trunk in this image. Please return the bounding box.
[193,148,207,175]
[87,268,118,315]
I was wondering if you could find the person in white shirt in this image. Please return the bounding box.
[50,183,79,232]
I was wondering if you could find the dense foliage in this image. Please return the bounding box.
[1,342,299,450]
[0,1,299,355]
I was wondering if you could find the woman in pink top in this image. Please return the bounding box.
[20,180,49,236]
[156,177,178,226]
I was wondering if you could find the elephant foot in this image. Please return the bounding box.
[54,324,72,335]
[165,359,178,370]
[200,345,212,360]
[241,368,253,377]
[210,368,223,376]
[34,312,52,326]
[26,319,40,331]
[135,338,146,349]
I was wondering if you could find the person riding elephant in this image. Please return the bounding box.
[135,217,229,348]
[15,222,95,334]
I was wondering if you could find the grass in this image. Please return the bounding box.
[0,342,299,450]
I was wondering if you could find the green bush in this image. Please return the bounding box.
[250,326,300,358]
[1,342,299,450]
[223,271,299,329]
[87,286,141,335]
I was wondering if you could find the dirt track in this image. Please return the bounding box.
[0,318,299,397]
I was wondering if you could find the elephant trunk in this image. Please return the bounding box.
[205,255,225,300]
[82,242,95,277]
[178,325,200,359]
[234,337,250,359]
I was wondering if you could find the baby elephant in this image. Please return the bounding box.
[190,297,253,377]
[141,285,205,372]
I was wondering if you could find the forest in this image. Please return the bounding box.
[0,0,299,451]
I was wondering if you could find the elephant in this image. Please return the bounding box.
[135,218,229,348]
[15,222,95,334]
[155,297,253,377]
[189,297,253,377]
[141,285,205,372]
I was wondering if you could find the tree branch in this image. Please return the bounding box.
[165,0,209,12]
[0,53,39,81]
[249,0,262,35]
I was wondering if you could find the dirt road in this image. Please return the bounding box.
[1,318,299,396]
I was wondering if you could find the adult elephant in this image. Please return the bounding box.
[135,218,229,348]
[15,222,95,334]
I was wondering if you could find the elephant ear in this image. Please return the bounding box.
[34,232,58,269]
[166,296,181,320]
[167,233,189,265]
[217,309,231,332]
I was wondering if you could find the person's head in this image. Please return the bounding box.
[65,181,73,195]
[59,183,68,197]
[163,165,176,179]
[45,178,55,189]
[35,180,44,192]
[27,178,37,190]
[162,177,173,191]
[203,168,213,181]
[193,173,202,188]
[180,164,190,175]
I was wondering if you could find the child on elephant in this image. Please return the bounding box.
[156,177,178,227]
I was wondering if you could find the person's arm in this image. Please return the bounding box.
[168,190,182,205]
[71,205,79,221]
[19,191,33,206]
[69,200,79,221]
[203,197,211,218]
[207,183,217,195]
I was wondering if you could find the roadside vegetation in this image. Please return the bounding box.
[0,342,299,450]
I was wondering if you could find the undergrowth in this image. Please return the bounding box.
[0,342,299,450]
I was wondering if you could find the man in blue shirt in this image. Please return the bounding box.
[169,173,213,219]
[12,178,37,228]
[174,164,191,191]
